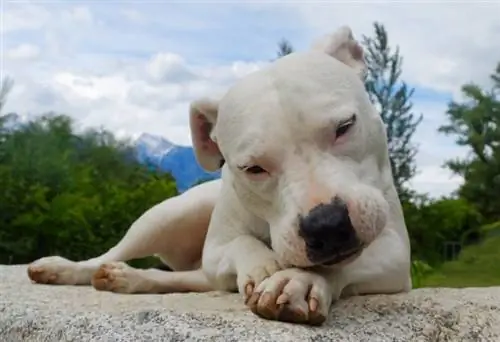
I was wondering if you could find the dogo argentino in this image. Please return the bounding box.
[27,26,412,326]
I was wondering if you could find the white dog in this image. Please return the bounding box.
[27,26,412,326]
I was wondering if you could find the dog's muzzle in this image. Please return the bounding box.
[298,196,363,266]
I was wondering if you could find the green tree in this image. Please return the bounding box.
[0,110,178,264]
[438,62,500,221]
[362,23,423,199]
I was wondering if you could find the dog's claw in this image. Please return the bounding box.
[247,291,261,307]
[309,297,319,312]
[244,283,254,302]
[245,269,331,326]
[276,292,289,305]
[238,259,282,300]
[279,305,308,324]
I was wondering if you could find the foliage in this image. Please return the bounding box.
[438,62,500,221]
[0,111,177,264]
[361,23,423,200]
[403,195,483,265]
[420,233,500,288]
[410,259,434,289]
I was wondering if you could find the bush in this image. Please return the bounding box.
[0,113,178,264]
[402,195,483,265]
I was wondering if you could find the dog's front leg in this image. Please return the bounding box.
[201,192,281,300]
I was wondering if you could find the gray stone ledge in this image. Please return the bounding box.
[1,265,499,341]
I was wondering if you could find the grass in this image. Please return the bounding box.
[419,235,500,288]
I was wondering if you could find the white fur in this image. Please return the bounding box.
[27,26,411,326]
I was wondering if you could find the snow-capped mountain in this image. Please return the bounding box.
[134,133,221,193]
[135,133,175,166]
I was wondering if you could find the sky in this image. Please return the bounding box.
[2,0,500,198]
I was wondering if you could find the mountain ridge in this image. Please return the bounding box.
[135,132,221,193]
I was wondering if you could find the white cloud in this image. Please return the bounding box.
[62,6,94,26]
[120,8,145,24]
[146,53,197,84]
[4,49,263,146]
[6,44,40,60]
[2,2,497,198]
[284,2,500,97]
[408,100,468,198]
[53,72,129,101]
[2,4,51,33]
[409,165,463,199]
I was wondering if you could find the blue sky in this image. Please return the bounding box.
[3,1,500,198]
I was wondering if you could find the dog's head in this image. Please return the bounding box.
[189,26,394,268]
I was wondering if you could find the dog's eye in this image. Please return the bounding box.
[335,115,356,138]
[243,165,267,174]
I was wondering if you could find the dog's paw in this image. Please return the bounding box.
[27,256,84,285]
[92,262,145,293]
[237,259,282,301]
[246,268,332,326]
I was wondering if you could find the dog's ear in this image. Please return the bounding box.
[189,98,224,172]
[311,26,366,77]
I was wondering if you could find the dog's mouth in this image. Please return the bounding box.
[319,246,363,266]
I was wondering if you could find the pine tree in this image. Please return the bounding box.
[362,22,423,199]
[276,38,294,59]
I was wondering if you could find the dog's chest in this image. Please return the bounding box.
[250,220,272,247]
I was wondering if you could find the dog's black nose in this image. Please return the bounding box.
[298,197,361,265]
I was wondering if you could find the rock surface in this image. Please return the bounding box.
[1,265,499,341]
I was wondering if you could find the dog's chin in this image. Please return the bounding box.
[312,247,364,268]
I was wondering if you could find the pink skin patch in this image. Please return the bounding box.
[194,114,219,156]
[345,197,386,245]
[334,134,349,145]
